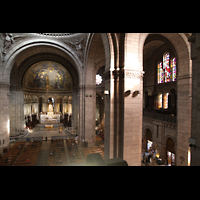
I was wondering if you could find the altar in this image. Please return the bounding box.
[40,98,61,124]
[40,112,61,123]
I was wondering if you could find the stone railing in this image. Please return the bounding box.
[143,111,176,124]
[65,127,77,137]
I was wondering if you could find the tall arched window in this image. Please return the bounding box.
[163,52,170,83]
[158,52,177,84]
[171,57,177,81]
[157,62,163,84]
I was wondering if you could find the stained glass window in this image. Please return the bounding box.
[96,74,103,85]
[157,53,176,84]
[163,53,170,83]
[158,94,162,109]
[163,93,169,109]
[158,62,163,84]
[171,57,176,81]
[157,63,160,84]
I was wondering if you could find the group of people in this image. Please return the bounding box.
[142,147,157,166]
[96,128,104,140]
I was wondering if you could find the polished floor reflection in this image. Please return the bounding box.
[0,125,105,166]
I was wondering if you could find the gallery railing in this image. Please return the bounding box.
[143,111,176,124]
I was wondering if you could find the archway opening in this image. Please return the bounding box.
[84,33,106,147]
[142,34,178,164]
[9,53,79,138]
[95,66,105,143]
[143,34,177,116]
[166,137,175,166]
[22,60,73,128]
[146,128,152,152]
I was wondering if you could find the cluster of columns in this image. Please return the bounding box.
[102,33,145,166]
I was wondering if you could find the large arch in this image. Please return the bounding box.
[139,33,191,166]
[0,37,84,150]
[83,33,119,159]
[2,38,83,84]
[0,33,191,166]
[124,33,191,166]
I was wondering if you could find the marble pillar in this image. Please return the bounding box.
[0,82,10,151]
[84,85,96,147]
[123,69,144,166]
[10,86,24,136]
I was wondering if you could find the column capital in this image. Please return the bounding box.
[0,81,10,88]
[10,85,23,91]
[124,69,145,80]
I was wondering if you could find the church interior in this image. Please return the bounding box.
[0,33,199,166]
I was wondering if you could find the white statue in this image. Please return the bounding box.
[49,104,53,112]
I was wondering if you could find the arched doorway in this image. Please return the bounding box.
[146,129,153,152]
[166,137,176,166]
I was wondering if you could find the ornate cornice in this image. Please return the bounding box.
[34,33,79,37]
[125,69,145,80]
[0,81,10,89]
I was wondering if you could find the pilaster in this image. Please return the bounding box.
[10,85,25,136]
[0,82,10,151]
[84,84,96,147]
[123,69,144,166]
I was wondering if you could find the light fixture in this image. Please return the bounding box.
[124,90,131,97]
[104,90,109,95]
[124,90,139,98]
[132,90,139,97]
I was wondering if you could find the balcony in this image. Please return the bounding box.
[143,110,176,124]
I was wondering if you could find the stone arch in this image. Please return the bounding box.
[80,33,119,158]
[164,135,177,151]
[140,33,191,166]
[27,95,32,104]
[143,125,154,137]
[164,136,176,165]
[32,95,38,103]
[95,59,105,75]
[3,39,83,85]
[138,33,191,77]
[63,96,68,103]
[143,125,155,151]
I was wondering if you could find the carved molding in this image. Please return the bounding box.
[0,81,10,89]
[35,33,78,37]
[63,36,87,63]
[0,33,26,63]
[125,70,145,80]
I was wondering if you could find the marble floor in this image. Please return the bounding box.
[27,123,70,140]
[16,123,105,166]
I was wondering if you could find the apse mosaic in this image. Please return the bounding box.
[23,61,73,91]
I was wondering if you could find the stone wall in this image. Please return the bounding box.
[0,33,192,166]
[0,82,10,152]
[189,33,200,166]
[143,116,177,164]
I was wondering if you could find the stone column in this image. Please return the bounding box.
[0,82,10,151]
[42,103,47,113]
[72,88,79,133]
[10,85,24,136]
[78,85,84,145]
[104,69,115,159]
[84,85,96,147]
[188,34,198,165]
[123,69,144,166]
[68,97,72,115]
